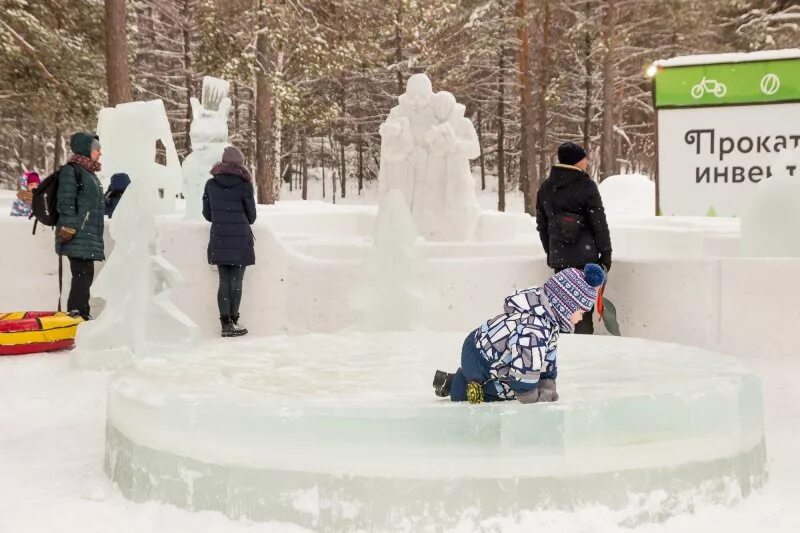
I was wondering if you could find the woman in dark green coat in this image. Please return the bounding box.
[56,132,106,320]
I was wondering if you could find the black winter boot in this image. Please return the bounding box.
[220,316,236,338]
[231,315,249,336]
[432,370,455,397]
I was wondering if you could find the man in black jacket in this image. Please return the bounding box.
[536,142,612,334]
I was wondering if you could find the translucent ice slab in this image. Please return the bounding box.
[105,333,766,530]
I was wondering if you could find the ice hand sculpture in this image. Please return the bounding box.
[378,75,481,241]
[183,76,232,221]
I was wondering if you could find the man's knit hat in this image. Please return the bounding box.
[543,264,606,332]
[557,142,587,166]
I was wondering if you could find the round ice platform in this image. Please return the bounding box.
[105,333,766,530]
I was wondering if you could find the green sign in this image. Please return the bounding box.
[654,58,800,108]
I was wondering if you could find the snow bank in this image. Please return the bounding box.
[0,189,16,215]
[740,173,800,257]
[655,49,800,68]
[0,216,113,313]
[599,173,655,218]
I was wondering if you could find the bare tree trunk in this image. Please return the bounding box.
[321,136,326,199]
[273,49,284,192]
[497,47,506,213]
[182,0,194,154]
[255,0,276,204]
[39,132,47,172]
[233,81,239,132]
[329,133,337,204]
[53,127,62,170]
[105,0,133,106]
[582,0,594,153]
[516,0,536,215]
[394,0,404,95]
[301,134,308,199]
[600,0,617,181]
[357,126,364,194]
[339,140,346,199]
[477,109,486,190]
[339,84,347,198]
[534,0,552,188]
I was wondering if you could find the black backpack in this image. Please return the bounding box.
[30,163,81,235]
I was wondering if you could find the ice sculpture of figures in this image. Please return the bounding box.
[73,101,197,369]
[183,76,232,221]
[423,91,481,240]
[378,75,481,241]
[96,100,181,215]
[379,74,436,210]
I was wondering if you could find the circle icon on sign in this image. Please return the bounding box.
[691,77,728,99]
[760,73,780,95]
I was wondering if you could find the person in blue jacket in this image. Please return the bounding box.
[433,264,606,404]
[104,173,131,218]
[202,146,257,338]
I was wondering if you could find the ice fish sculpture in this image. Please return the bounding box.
[96,99,181,215]
[183,76,232,221]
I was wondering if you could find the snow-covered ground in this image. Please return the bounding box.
[4,171,800,532]
[1,349,798,533]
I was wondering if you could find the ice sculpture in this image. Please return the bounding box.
[183,76,232,221]
[422,91,481,240]
[105,333,765,529]
[73,102,197,369]
[378,75,481,241]
[379,74,435,212]
[96,100,181,215]
[354,190,425,330]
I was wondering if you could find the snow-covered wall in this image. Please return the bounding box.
[154,212,545,337]
[2,204,797,360]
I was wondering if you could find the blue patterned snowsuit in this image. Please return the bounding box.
[450,287,560,402]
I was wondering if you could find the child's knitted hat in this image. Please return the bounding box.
[23,171,40,186]
[543,264,606,332]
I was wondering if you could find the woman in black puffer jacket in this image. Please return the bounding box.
[202,146,257,337]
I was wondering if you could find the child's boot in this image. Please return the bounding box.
[433,370,455,397]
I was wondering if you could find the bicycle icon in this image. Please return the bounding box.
[691,77,727,99]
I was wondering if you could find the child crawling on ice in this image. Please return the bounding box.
[433,264,606,404]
